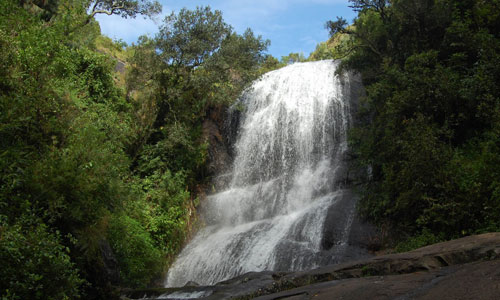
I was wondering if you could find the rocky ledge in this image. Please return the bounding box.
[123,232,500,300]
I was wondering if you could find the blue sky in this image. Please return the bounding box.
[95,0,356,59]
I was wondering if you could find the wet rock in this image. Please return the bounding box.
[201,106,236,190]
[115,59,126,74]
[202,119,231,173]
[281,232,500,284]
[254,260,500,300]
[184,281,200,287]
[123,233,500,300]
[99,239,120,285]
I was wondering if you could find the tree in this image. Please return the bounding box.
[128,6,269,132]
[87,0,161,19]
[325,16,348,37]
[348,0,388,20]
[18,0,60,20]
[258,55,281,73]
[334,0,500,243]
[0,222,83,300]
[115,9,270,290]
[156,6,232,67]
[280,52,306,65]
[127,6,269,179]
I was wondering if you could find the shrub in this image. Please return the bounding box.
[108,214,163,288]
[0,219,83,300]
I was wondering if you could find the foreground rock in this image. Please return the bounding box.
[254,260,500,300]
[123,233,500,300]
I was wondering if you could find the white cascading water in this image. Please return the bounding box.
[165,60,355,287]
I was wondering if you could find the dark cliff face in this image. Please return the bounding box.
[319,70,377,262]
[202,105,239,190]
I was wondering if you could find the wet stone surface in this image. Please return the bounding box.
[123,233,500,300]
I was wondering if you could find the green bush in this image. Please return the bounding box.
[108,214,163,288]
[395,230,443,253]
[0,2,269,296]
[341,0,500,242]
[0,219,83,300]
[137,170,192,254]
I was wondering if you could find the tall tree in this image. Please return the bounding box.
[330,0,500,244]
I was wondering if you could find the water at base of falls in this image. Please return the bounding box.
[165,60,357,287]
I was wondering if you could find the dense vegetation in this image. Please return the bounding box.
[327,0,500,247]
[0,1,268,299]
[2,0,499,298]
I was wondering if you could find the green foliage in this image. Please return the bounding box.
[119,9,270,288]
[157,6,231,67]
[148,6,269,115]
[27,113,130,230]
[0,0,159,297]
[309,42,336,60]
[108,214,163,287]
[131,170,192,255]
[74,48,126,107]
[308,31,354,61]
[136,123,207,178]
[0,220,83,300]
[360,265,377,277]
[395,229,443,253]
[336,0,500,241]
[0,1,269,298]
[95,36,129,62]
[258,55,282,74]
[128,5,269,185]
[280,52,306,65]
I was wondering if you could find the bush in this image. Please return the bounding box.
[395,229,443,253]
[108,214,163,288]
[344,0,500,242]
[0,219,83,300]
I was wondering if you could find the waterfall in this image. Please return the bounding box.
[165,60,357,287]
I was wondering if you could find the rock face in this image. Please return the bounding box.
[99,239,120,285]
[255,260,500,300]
[201,106,236,190]
[122,232,500,300]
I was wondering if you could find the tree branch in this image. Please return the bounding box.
[90,0,100,16]
[89,5,126,18]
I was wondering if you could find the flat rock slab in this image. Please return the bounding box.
[288,231,500,278]
[255,260,500,300]
[123,233,500,300]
